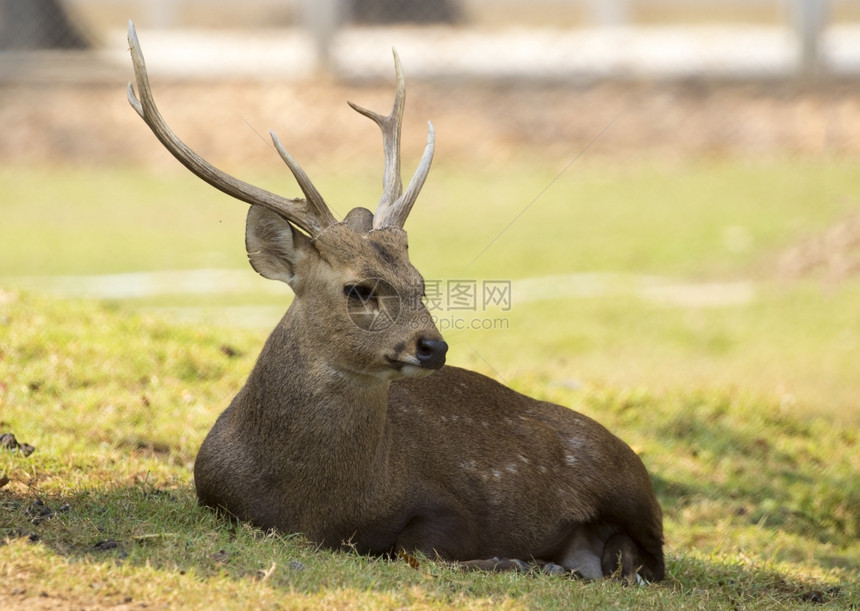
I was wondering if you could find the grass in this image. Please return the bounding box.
[2,157,859,279]
[1,292,857,608]
[4,158,859,415]
[1,156,859,607]
[453,282,860,422]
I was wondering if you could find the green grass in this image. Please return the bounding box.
[453,282,860,422]
[413,157,860,280]
[1,157,859,607]
[3,158,858,418]
[0,292,857,608]
[2,157,859,279]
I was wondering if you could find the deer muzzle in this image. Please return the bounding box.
[415,338,448,370]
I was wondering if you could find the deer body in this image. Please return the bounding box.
[197,360,662,578]
[127,21,664,581]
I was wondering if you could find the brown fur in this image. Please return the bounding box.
[194,207,665,581]
[126,26,664,579]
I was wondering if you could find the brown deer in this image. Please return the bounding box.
[127,22,664,581]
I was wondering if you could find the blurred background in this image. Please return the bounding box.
[1,0,858,417]
[1,0,859,165]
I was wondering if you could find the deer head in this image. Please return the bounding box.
[127,21,446,383]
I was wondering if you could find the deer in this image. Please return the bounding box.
[126,21,664,582]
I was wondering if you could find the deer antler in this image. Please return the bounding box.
[126,20,336,237]
[348,49,435,230]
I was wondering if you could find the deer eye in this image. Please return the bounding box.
[344,284,376,303]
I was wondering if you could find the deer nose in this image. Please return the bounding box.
[415,338,448,370]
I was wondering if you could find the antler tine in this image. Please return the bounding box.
[347,49,406,215]
[126,20,336,237]
[269,131,334,227]
[382,122,435,229]
[348,49,435,230]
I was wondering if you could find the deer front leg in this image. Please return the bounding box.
[394,510,528,572]
[394,511,561,574]
[457,558,570,574]
[457,557,531,572]
[394,510,477,562]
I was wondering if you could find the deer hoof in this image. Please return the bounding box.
[541,562,567,576]
[505,558,530,572]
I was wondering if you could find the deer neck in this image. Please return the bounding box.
[240,304,393,484]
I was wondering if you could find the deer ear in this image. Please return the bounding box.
[245,204,314,288]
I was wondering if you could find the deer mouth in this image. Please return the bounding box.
[386,357,446,378]
[385,337,448,374]
[385,355,420,370]
[385,355,437,378]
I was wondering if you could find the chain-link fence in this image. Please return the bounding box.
[0,0,859,169]
[6,0,860,71]
[2,1,857,73]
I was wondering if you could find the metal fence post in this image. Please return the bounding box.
[791,0,829,77]
[147,0,178,29]
[584,0,630,27]
[302,0,344,73]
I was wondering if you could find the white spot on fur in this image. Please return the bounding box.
[460,459,477,471]
[567,436,585,450]
[565,453,577,466]
[491,469,502,479]
[506,464,518,474]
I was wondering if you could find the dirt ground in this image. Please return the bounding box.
[1,77,859,168]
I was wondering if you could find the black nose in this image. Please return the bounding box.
[415,338,448,370]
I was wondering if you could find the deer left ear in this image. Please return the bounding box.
[245,204,314,289]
